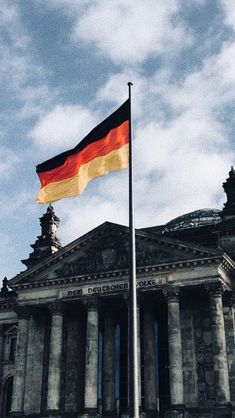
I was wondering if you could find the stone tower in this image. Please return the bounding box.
[218,167,235,258]
[21,204,62,268]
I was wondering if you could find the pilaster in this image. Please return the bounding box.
[137,299,142,412]
[47,301,63,416]
[0,324,4,413]
[11,306,30,417]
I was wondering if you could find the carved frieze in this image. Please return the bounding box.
[55,235,183,279]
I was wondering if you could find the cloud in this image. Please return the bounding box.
[164,42,235,116]
[0,0,29,49]
[43,0,91,10]
[57,192,128,245]
[30,104,99,154]
[45,0,192,65]
[221,0,235,30]
[30,35,235,242]
[75,0,191,64]
[0,146,19,180]
[0,1,56,120]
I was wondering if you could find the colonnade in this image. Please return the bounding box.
[9,282,232,417]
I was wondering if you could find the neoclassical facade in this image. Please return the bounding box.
[1,168,235,418]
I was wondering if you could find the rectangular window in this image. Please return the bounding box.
[9,337,17,361]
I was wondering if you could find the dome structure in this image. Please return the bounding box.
[164,208,221,232]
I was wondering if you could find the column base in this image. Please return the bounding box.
[118,410,159,418]
[144,409,159,418]
[80,408,99,418]
[103,411,117,417]
[46,409,62,418]
[213,402,232,418]
[164,404,186,418]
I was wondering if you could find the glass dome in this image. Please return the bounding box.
[164,209,221,232]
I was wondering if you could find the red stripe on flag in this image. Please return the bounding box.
[38,120,129,188]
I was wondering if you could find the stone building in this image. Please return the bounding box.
[1,168,235,418]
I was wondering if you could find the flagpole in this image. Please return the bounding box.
[128,82,139,418]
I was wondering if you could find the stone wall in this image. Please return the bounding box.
[223,304,235,404]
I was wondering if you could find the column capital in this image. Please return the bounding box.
[206,282,227,299]
[224,291,235,308]
[83,296,98,311]
[48,300,63,315]
[15,305,30,320]
[163,286,180,303]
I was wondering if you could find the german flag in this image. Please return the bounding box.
[36,100,130,204]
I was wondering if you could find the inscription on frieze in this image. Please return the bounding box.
[59,276,166,299]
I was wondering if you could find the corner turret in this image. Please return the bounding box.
[22,204,62,268]
[217,167,235,258]
[0,277,16,298]
[220,166,235,222]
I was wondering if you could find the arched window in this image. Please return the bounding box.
[2,376,13,418]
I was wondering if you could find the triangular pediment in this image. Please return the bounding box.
[4,325,17,336]
[9,221,221,287]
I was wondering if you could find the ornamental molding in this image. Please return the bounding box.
[205,281,229,298]
[219,253,235,278]
[0,301,16,311]
[48,300,63,315]
[82,296,99,310]
[9,221,221,289]
[11,256,223,292]
[163,285,180,302]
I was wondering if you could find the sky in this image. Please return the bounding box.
[1,0,235,281]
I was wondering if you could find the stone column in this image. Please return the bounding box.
[103,312,115,415]
[137,301,142,411]
[143,306,158,416]
[225,293,235,404]
[11,306,30,417]
[208,283,231,409]
[0,325,4,409]
[163,286,184,413]
[47,301,63,414]
[84,298,99,415]
[24,310,46,414]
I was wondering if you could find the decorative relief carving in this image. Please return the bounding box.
[163,286,180,303]
[136,242,172,266]
[48,301,63,315]
[55,235,180,278]
[83,297,98,311]
[194,308,215,405]
[205,282,227,299]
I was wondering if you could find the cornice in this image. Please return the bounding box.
[0,300,16,311]
[9,221,221,288]
[219,253,235,278]
[12,255,223,291]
